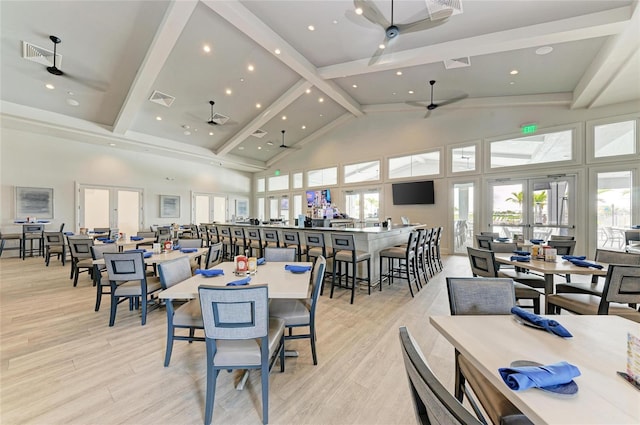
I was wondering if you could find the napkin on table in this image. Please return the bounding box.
[284,264,312,273]
[143,252,153,258]
[498,361,581,391]
[64,232,74,236]
[512,250,530,256]
[103,239,115,244]
[496,237,510,242]
[257,257,266,265]
[510,255,530,262]
[96,237,108,241]
[195,268,224,277]
[125,249,146,253]
[227,277,251,286]
[511,306,572,337]
[569,259,603,269]
[562,255,586,261]
[180,248,198,253]
[130,236,144,241]
[530,239,544,245]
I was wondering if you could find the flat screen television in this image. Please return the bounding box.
[392,181,435,205]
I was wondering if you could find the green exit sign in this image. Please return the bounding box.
[274,169,281,176]
[521,124,537,134]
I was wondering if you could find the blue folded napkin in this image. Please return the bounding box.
[96,237,108,241]
[143,252,153,258]
[172,245,181,250]
[125,249,146,253]
[512,250,530,256]
[496,237,510,242]
[510,255,530,262]
[284,264,312,273]
[64,232,74,236]
[511,306,572,337]
[37,220,49,223]
[257,257,266,265]
[130,236,144,241]
[103,239,116,244]
[632,225,640,229]
[499,361,581,391]
[227,277,251,286]
[180,247,198,253]
[569,259,603,269]
[14,220,26,223]
[195,268,224,277]
[562,255,586,261]
[530,239,544,244]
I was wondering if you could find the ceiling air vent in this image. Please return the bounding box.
[444,57,471,69]
[149,90,175,108]
[426,0,463,17]
[208,113,229,126]
[21,41,60,67]
[251,129,268,138]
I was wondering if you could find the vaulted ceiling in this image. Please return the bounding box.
[1,0,639,172]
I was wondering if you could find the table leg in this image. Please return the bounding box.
[544,273,554,314]
[236,369,250,391]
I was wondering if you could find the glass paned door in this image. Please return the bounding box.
[193,193,227,224]
[453,182,474,254]
[489,181,527,239]
[596,171,632,249]
[79,185,142,236]
[344,189,380,228]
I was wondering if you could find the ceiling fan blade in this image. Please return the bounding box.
[368,35,395,66]
[405,100,428,108]
[437,93,469,108]
[395,15,449,35]
[62,72,109,92]
[354,0,389,28]
[424,109,432,119]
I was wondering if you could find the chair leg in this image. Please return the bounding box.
[141,295,147,326]
[310,324,318,366]
[454,350,465,402]
[164,310,174,367]
[204,362,218,425]
[350,261,356,304]
[330,257,337,299]
[261,361,269,425]
[95,282,103,312]
[109,295,118,327]
[73,267,80,287]
[533,296,540,314]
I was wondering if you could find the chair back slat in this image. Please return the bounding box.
[205,242,223,268]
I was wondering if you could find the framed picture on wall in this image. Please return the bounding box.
[160,195,180,218]
[16,187,54,219]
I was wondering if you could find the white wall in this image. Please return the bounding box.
[1,127,252,233]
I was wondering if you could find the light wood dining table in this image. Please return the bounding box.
[94,237,155,252]
[92,247,207,267]
[430,315,640,424]
[494,253,609,313]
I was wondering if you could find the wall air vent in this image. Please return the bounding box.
[444,57,471,69]
[149,90,175,107]
[21,41,60,67]
[251,129,268,138]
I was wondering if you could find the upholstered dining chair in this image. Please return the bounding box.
[269,256,326,365]
[103,251,162,326]
[547,264,640,322]
[399,326,483,425]
[475,234,493,249]
[90,243,118,311]
[43,231,66,266]
[204,242,223,269]
[378,231,420,297]
[264,247,296,262]
[68,235,94,287]
[466,247,542,313]
[281,230,307,262]
[446,277,533,425]
[158,256,203,367]
[198,284,285,425]
[330,233,371,304]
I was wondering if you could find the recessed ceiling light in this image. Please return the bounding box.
[109,143,116,147]
[319,114,324,117]
[183,131,191,136]
[352,84,358,88]
[45,83,55,90]
[67,91,74,96]
[308,25,315,31]
[408,90,414,94]
[239,146,245,150]
[305,88,311,94]
[510,69,519,75]
[155,116,162,121]
[509,81,515,85]
[182,124,190,129]
[355,7,363,15]
[302,125,306,129]
[318,97,324,103]
[282,115,287,120]
[257,146,262,150]
[66,98,79,106]
[256,103,262,108]
[379,44,386,50]
[332,20,338,24]
[240,78,245,82]
[274,48,281,55]
[392,92,397,95]
[209,132,214,136]
[203,45,211,53]
[247,64,254,71]
[535,46,553,55]
[225,88,232,95]
[396,71,403,76]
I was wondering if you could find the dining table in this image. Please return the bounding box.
[94,237,155,252]
[430,314,640,425]
[92,247,208,268]
[494,253,609,314]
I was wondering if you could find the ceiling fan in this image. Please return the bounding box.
[279,130,291,148]
[354,0,452,65]
[406,80,468,118]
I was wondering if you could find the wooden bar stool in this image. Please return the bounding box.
[21,223,44,260]
[330,233,371,304]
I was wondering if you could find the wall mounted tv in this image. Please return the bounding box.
[392,181,435,205]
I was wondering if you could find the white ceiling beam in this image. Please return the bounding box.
[112,0,197,134]
[571,2,640,109]
[215,79,312,156]
[201,0,363,117]
[319,6,632,79]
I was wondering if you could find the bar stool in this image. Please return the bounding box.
[282,230,307,261]
[207,225,220,244]
[305,231,333,295]
[0,231,22,258]
[330,233,371,304]
[378,231,419,297]
[263,228,280,248]
[21,223,45,260]
[245,227,264,258]
[232,227,247,256]
[217,225,234,260]
[434,226,444,272]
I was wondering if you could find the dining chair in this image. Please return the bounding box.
[232,227,247,256]
[466,247,542,313]
[547,264,640,322]
[43,231,66,266]
[90,244,119,311]
[625,230,640,250]
[198,284,285,425]
[269,256,325,365]
[68,235,95,287]
[446,277,533,425]
[549,235,575,241]
[103,251,162,326]
[204,242,223,269]
[0,231,22,258]
[264,247,296,262]
[217,225,234,260]
[262,228,281,249]
[399,326,483,425]
[245,227,265,258]
[21,223,45,259]
[480,232,499,238]
[158,256,204,367]
[475,234,493,249]
[281,230,307,262]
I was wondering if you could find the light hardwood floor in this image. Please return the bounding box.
[1,254,470,424]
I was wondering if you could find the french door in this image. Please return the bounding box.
[193,192,226,224]
[344,188,380,228]
[453,182,475,254]
[78,184,143,236]
[488,175,575,240]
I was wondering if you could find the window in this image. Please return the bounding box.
[268,174,289,191]
[257,197,265,220]
[451,145,477,173]
[307,167,337,187]
[293,172,303,189]
[489,129,573,169]
[594,120,636,158]
[389,151,440,179]
[344,160,380,184]
[256,178,265,193]
[293,194,303,219]
[596,171,632,249]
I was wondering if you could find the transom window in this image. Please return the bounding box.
[344,160,380,184]
[594,120,636,158]
[389,151,440,179]
[451,145,476,173]
[268,174,289,191]
[307,167,337,187]
[490,129,573,169]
